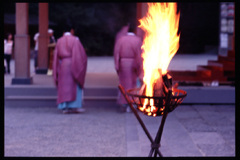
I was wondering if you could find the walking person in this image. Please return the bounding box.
[115,24,129,43]
[4,33,14,74]
[53,24,87,114]
[33,32,39,71]
[47,29,56,76]
[48,29,56,44]
[114,23,143,112]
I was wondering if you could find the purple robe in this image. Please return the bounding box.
[53,34,87,105]
[114,33,143,104]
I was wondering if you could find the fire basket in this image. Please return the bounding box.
[119,74,187,157]
[126,86,186,117]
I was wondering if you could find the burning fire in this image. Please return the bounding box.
[138,3,180,116]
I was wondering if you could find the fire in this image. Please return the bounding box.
[138,3,180,115]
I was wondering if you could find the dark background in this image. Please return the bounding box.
[4,2,220,56]
[177,2,219,53]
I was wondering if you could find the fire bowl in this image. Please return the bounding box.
[126,88,187,116]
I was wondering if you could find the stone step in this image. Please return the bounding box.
[4,86,57,96]
[196,65,212,78]
[4,97,118,108]
[208,59,235,72]
[218,55,235,62]
[196,65,227,81]
[207,60,223,68]
[178,86,235,104]
[5,95,117,100]
[4,86,119,107]
[4,86,235,107]
[4,86,118,97]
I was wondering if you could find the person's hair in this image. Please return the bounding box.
[128,23,135,33]
[63,19,75,33]
[63,24,73,32]
[6,33,12,40]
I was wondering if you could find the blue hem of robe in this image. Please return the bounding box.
[58,85,83,110]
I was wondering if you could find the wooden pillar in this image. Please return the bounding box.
[12,3,32,84]
[136,3,148,40]
[36,3,49,74]
[136,2,148,21]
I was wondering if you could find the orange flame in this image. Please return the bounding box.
[138,3,180,115]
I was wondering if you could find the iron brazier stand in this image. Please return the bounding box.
[119,73,187,157]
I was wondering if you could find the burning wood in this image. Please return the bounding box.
[162,73,173,95]
[139,72,173,97]
[137,72,174,116]
[153,69,163,97]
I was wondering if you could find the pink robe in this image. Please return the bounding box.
[114,33,143,104]
[53,34,87,105]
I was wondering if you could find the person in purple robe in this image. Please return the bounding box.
[115,24,129,43]
[114,23,143,112]
[53,25,87,114]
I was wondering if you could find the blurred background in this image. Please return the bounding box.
[4,2,220,56]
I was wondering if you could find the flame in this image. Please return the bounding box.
[138,3,180,115]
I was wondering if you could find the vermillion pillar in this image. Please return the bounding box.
[136,3,148,40]
[36,3,49,74]
[12,3,32,84]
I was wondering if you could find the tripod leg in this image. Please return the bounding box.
[154,148,163,157]
[119,85,165,157]
[150,111,168,157]
[152,90,172,157]
[119,85,155,144]
[158,149,163,157]
[148,148,154,157]
[155,150,159,157]
[150,143,162,157]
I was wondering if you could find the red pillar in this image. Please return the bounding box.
[36,3,49,74]
[12,3,32,84]
[136,3,148,40]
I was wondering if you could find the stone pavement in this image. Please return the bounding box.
[4,101,235,157]
[4,49,236,157]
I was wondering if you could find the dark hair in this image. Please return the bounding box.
[6,33,12,40]
[63,19,75,32]
[128,23,135,33]
[63,24,73,32]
